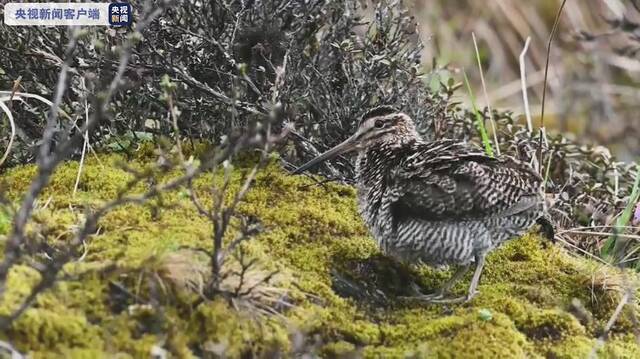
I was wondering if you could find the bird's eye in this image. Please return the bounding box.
[374,119,385,128]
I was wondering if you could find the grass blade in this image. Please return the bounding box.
[601,164,640,265]
[472,32,500,156]
[463,69,494,157]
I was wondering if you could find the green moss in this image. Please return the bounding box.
[0,153,638,357]
[0,265,42,318]
[186,300,290,357]
[0,207,10,236]
[10,308,104,353]
[0,266,105,354]
[321,340,359,357]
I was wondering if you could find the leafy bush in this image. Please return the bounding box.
[0,0,455,178]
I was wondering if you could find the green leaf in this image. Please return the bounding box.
[178,189,190,199]
[160,74,177,92]
[478,308,493,321]
[601,163,640,265]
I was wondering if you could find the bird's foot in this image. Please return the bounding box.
[400,292,461,304]
[421,294,466,304]
[401,290,478,304]
[400,291,443,301]
[464,289,479,303]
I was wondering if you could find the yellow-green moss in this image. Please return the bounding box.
[0,152,638,357]
[186,300,290,357]
[0,208,10,236]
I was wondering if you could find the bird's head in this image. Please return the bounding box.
[293,106,419,174]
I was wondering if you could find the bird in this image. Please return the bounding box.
[293,106,554,303]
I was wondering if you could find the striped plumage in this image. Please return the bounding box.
[294,106,552,303]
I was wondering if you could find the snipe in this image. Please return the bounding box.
[294,106,554,303]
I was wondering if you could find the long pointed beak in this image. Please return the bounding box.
[293,133,359,174]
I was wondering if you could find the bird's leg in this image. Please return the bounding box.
[464,251,487,302]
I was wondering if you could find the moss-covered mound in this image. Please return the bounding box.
[0,153,638,358]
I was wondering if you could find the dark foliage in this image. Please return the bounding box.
[1,0,457,178]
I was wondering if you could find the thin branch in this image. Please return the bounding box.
[38,28,81,166]
[0,339,23,359]
[171,66,265,116]
[589,290,631,358]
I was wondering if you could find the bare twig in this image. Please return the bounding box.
[557,225,640,234]
[38,28,81,166]
[73,79,90,197]
[171,66,265,116]
[589,288,632,358]
[561,230,640,241]
[0,339,24,359]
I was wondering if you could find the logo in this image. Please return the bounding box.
[108,3,132,27]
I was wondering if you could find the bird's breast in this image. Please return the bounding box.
[356,181,392,244]
[355,148,404,245]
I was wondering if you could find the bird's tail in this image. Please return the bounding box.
[536,215,555,242]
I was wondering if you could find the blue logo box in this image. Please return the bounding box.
[108,2,132,27]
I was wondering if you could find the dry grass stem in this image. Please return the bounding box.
[0,101,15,168]
[519,36,533,133]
